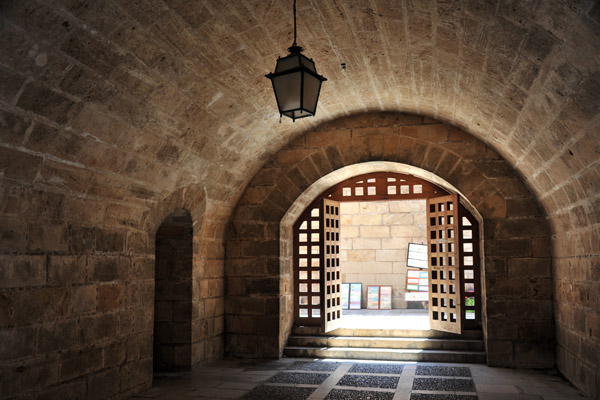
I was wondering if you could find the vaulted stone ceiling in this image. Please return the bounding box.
[1,0,599,221]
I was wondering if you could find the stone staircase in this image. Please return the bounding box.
[284,326,486,363]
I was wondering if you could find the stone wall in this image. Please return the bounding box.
[226,113,554,371]
[340,200,427,309]
[0,182,225,398]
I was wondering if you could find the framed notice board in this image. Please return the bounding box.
[367,286,380,309]
[349,283,362,309]
[341,283,350,309]
[406,269,429,292]
[407,243,428,269]
[379,286,392,309]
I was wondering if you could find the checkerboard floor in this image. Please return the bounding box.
[131,358,587,400]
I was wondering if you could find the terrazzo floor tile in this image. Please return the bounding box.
[348,363,404,374]
[416,366,472,377]
[337,374,399,389]
[267,371,330,385]
[413,378,476,392]
[410,394,478,400]
[324,388,395,400]
[241,385,316,400]
[287,361,342,371]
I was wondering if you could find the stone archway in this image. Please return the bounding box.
[280,163,484,336]
[225,112,553,369]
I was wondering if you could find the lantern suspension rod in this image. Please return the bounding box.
[292,0,297,46]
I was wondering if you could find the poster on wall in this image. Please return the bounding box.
[349,283,362,309]
[406,269,428,292]
[405,292,428,301]
[407,243,428,269]
[341,283,350,309]
[367,285,380,309]
[379,286,392,309]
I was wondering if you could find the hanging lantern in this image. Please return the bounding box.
[265,0,327,122]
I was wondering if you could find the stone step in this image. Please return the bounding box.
[292,326,483,339]
[283,346,487,363]
[286,335,485,351]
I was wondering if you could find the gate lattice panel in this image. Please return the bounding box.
[427,194,462,334]
[321,198,342,332]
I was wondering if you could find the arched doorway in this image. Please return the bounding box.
[291,172,482,336]
[154,209,193,371]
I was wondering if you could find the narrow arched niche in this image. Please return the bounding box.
[154,208,194,371]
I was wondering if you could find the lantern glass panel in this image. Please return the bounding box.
[302,72,322,114]
[272,71,302,112]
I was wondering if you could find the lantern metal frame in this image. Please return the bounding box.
[265,0,327,122]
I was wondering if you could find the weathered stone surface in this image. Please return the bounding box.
[0,0,598,397]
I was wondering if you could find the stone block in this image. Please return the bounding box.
[350,238,382,250]
[400,123,448,141]
[0,355,59,397]
[389,200,426,213]
[243,277,279,295]
[37,319,79,353]
[103,340,126,367]
[0,109,29,145]
[27,223,69,252]
[97,283,125,312]
[383,213,414,225]
[87,368,120,400]
[0,293,10,327]
[487,318,519,340]
[48,255,87,284]
[485,239,532,257]
[2,146,43,185]
[375,249,406,262]
[487,340,514,366]
[514,341,555,367]
[0,255,46,288]
[0,216,27,252]
[131,257,153,279]
[381,238,408,250]
[351,213,382,226]
[360,226,390,238]
[71,226,96,253]
[80,313,119,344]
[486,257,507,276]
[90,256,121,282]
[95,229,125,253]
[487,277,529,297]
[17,82,80,124]
[507,299,553,320]
[507,257,551,277]
[340,202,360,214]
[37,379,87,400]
[12,287,68,324]
[70,284,97,314]
[342,262,363,274]
[347,249,375,262]
[0,326,35,360]
[121,358,153,391]
[359,201,389,213]
[586,313,600,340]
[391,225,423,237]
